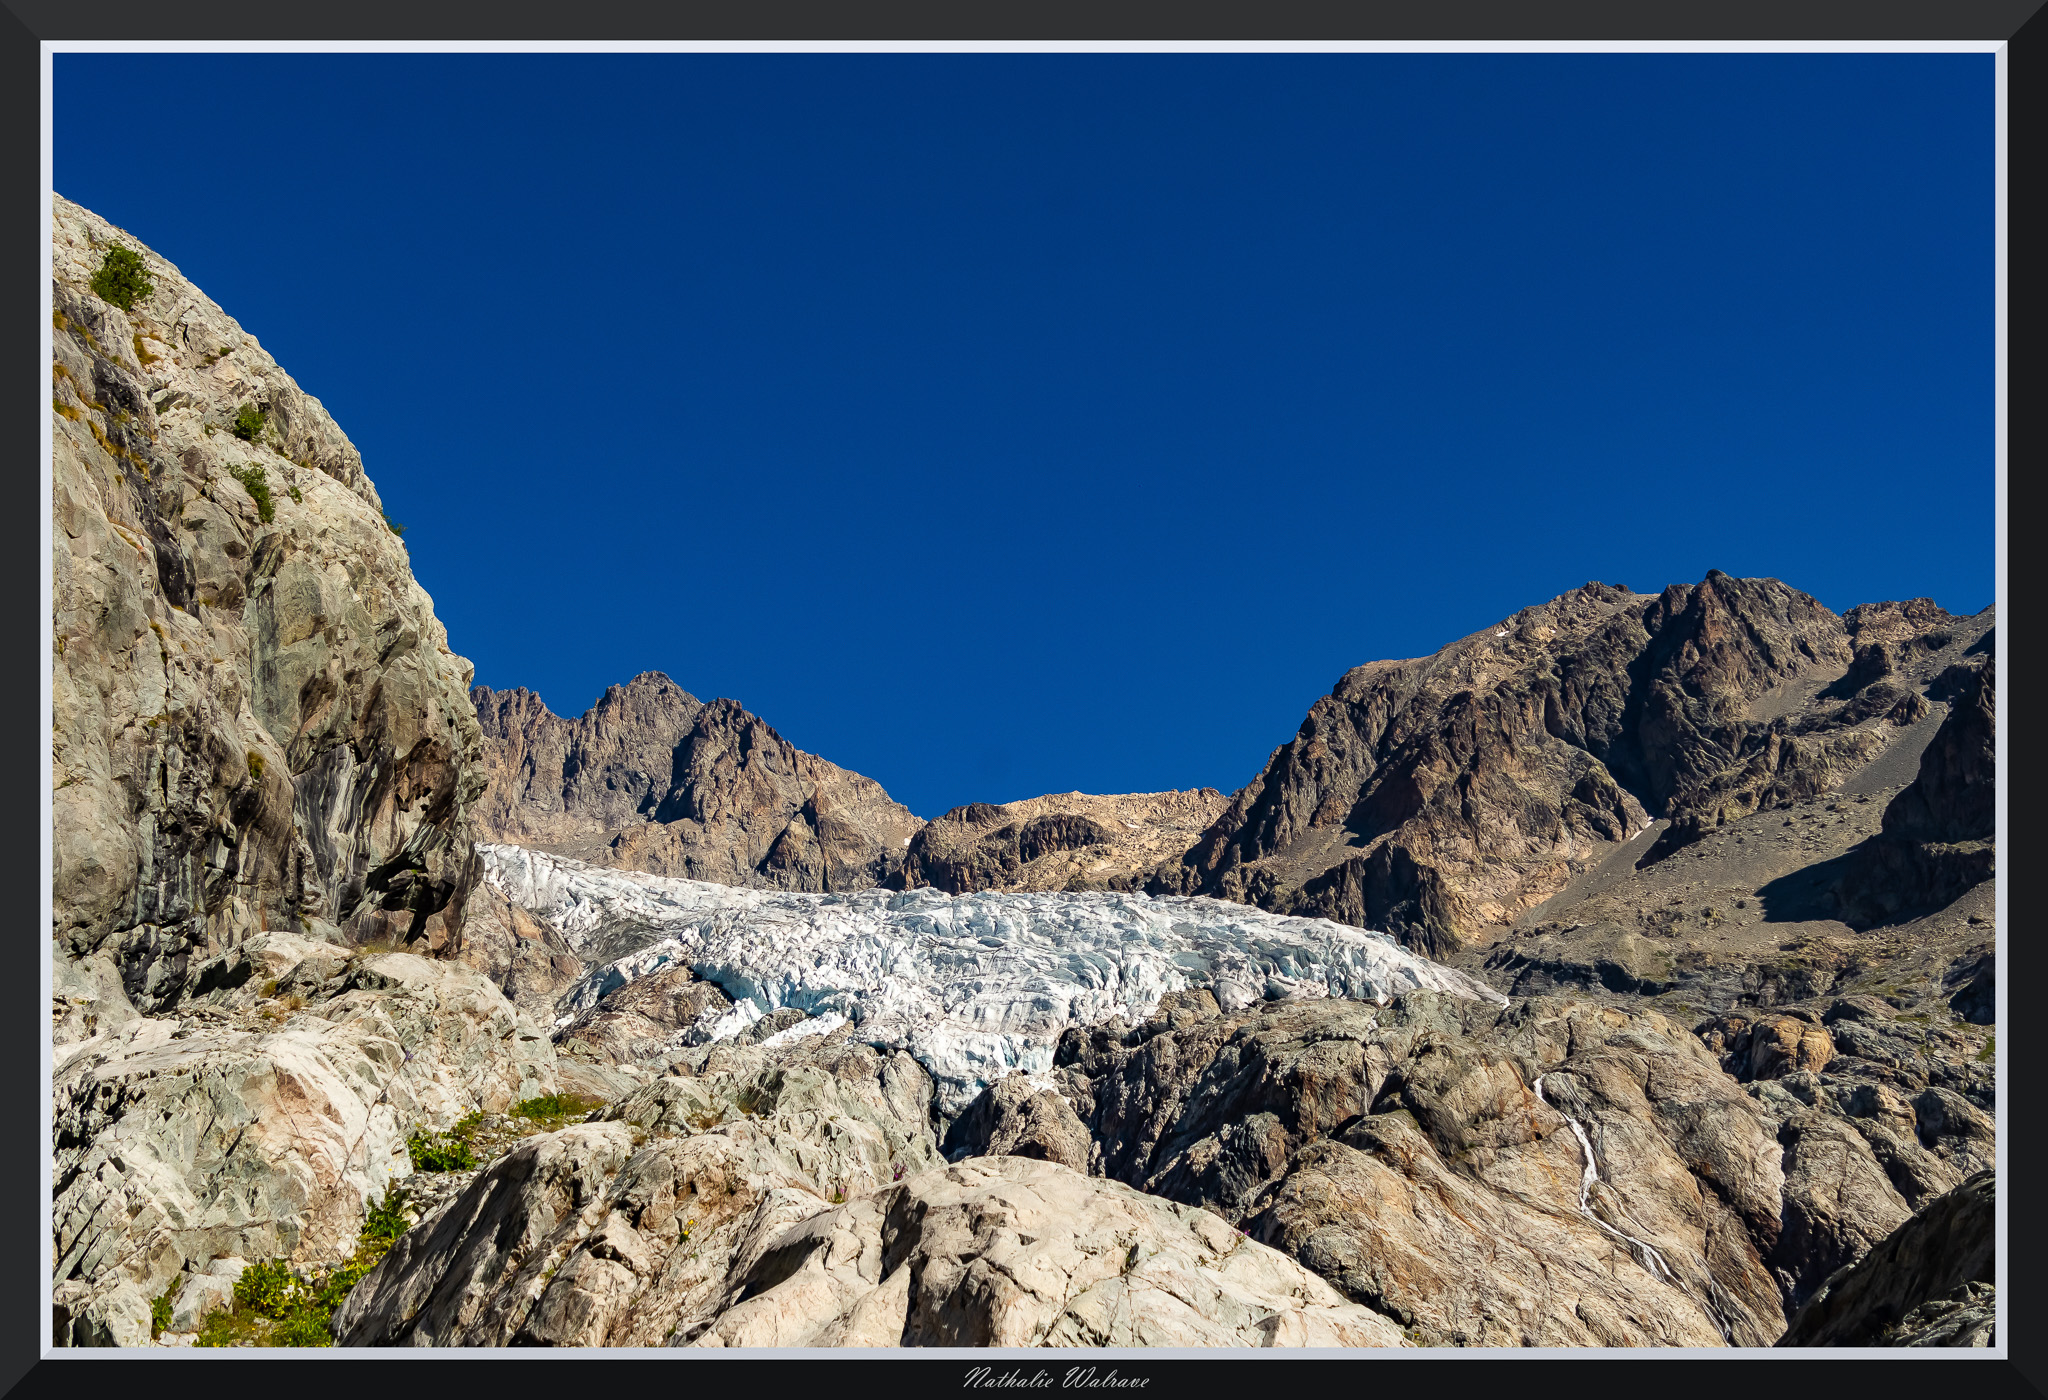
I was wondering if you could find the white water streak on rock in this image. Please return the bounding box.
[482,843,1506,1115]
[1533,1073,1733,1342]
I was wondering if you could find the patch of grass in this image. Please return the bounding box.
[247,750,266,782]
[52,309,68,331]
[231,402,267,442]
[406,1128,477,1172]
[449,1110,485,1143]
[53,400,80,421]
[90,245,154,311]
[229,463,275,523]
[289,484,303,504]
[511,1092,604,1128]
[1979,1036,1994,1062]
[132,331,160,367]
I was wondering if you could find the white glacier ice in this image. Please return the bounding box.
[479,843,1508,1115]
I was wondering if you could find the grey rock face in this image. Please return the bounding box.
[1036,990,1790,1346]
[941,1070,1094,1172]
[556,963,733,1065]
[690,1156,1408,1348]
[334,1027,949,1346]
[51,939,556,1344]
[51,195,486,1008]
[1777,1170,1994,1347]
[1149,575,1974,954]
[473,688,923,893]
[334,1046,1406,1350]
[448,880,586,1024]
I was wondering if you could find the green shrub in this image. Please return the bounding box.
[202,1188,415,1347]
[247,751,266,782]
[150,1286,176,1339]
[89,245,154,311]
[383,514,407,539]
[361,1186,413,1247]
[234,1259,297,1316]
[1979,1036,1995,1062]
[288,484,303,503]
[406,1129,477,1172]
[231,403,267,441]
[229,463,275,523]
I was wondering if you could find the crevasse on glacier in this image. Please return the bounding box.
[480,843,1507,1115]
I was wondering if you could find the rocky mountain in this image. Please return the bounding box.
[472,678,922,893]
[51,195,488,1020]
[896,788,1228,894]
[1148,575,1989,961]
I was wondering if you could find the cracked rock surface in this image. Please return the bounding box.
[51,939,555,1347]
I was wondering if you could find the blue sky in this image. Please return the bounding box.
[54,54,1995,820]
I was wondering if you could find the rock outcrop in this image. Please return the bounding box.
[1776,1170,1994,1347]
[897,789,1229,895]
[1833,654,1996,927]
[1148,575,1978,955]
[689,1156,1408,1348]
[473,683,922,892]
[333,1029,947,1346]
[332,1026,1406,1349]
[52,938,556,1347]
[51,194,487,1012]
[1035,988,1788,1346]
[471,674,705,845]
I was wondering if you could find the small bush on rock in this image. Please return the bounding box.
[231,403,266,441]
[406,1129,477,1171]
[89,245,154,311]
[229,464,275,523]
[150,1286,176,1339]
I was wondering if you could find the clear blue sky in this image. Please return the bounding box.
[54,54,1995,820]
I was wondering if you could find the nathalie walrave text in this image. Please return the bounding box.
[964,1366,1151,1389]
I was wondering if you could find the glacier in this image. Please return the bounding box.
[480,843,1508,1115]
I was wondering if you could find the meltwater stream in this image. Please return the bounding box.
[1532,1074,1737,1344]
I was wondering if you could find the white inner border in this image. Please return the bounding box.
[40,37,2008,1364]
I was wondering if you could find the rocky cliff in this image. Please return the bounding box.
[51,194,487,1015]
[472,680,921,892]
[1832,652,1995,927]
[896,788,1228,894]
[1148,573,1987,958]
[48,197,543,1349]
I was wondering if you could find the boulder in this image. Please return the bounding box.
[1778,1171,1994,1346]
[689,1156,1409,1348]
